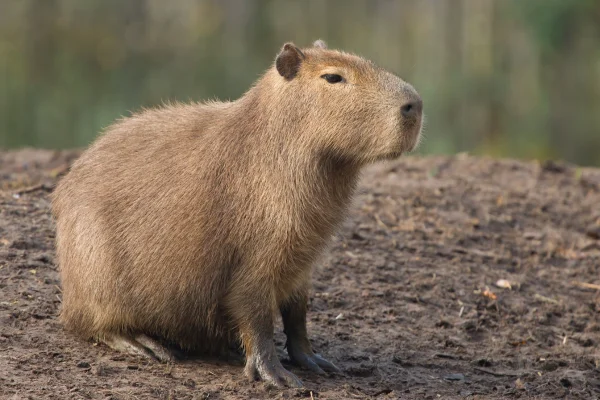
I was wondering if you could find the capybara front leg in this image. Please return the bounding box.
[281,291,340,374]
[241,312,303,388]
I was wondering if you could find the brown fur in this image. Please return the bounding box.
[52,40,422,385]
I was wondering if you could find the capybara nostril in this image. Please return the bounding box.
[401,99,423,118]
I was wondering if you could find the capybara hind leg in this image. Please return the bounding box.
[100,332,172,362]
[135,334,175,362]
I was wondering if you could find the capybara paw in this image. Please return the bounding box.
[289,349,341,375]
[99,332,175,363]
[134,334,176,363]
[245,355,303,388]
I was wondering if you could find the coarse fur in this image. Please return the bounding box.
[52,40,422,386]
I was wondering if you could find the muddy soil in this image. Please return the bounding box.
[1,149,600,399]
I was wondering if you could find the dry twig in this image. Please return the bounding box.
[474,367,519,377]
[572,281,600,290]
[533,293,560,305]
[13,182,53,196]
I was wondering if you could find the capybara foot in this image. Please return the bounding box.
[288,348,340,375]
[134,334,176,362]
[245,352,303,388]
[99,332,175,362]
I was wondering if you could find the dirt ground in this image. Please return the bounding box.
[1,149,600,400]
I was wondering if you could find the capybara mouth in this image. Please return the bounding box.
[405,120,423,153]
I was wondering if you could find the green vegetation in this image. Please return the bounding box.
[1,0,599,165]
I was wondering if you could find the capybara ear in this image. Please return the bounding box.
[313,39,327,49]
[276,43,305,80]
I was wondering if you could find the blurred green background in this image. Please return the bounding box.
[1,0,599,165]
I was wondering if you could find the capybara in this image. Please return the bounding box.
[52,40,423,387]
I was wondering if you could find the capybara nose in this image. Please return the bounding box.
[400,99,423,119]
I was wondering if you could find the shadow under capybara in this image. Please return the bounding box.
[51,40,423,387]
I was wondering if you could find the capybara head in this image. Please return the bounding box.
[267,40,423,164]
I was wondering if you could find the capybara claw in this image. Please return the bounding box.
[312,353,341,373]
[289,349,340,375]
[245,354,303,388]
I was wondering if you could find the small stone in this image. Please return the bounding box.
[76,361,90,368]
[444,373,465,381]
[495,279,512,289]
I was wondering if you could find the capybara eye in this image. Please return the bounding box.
[321,74,343,84]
